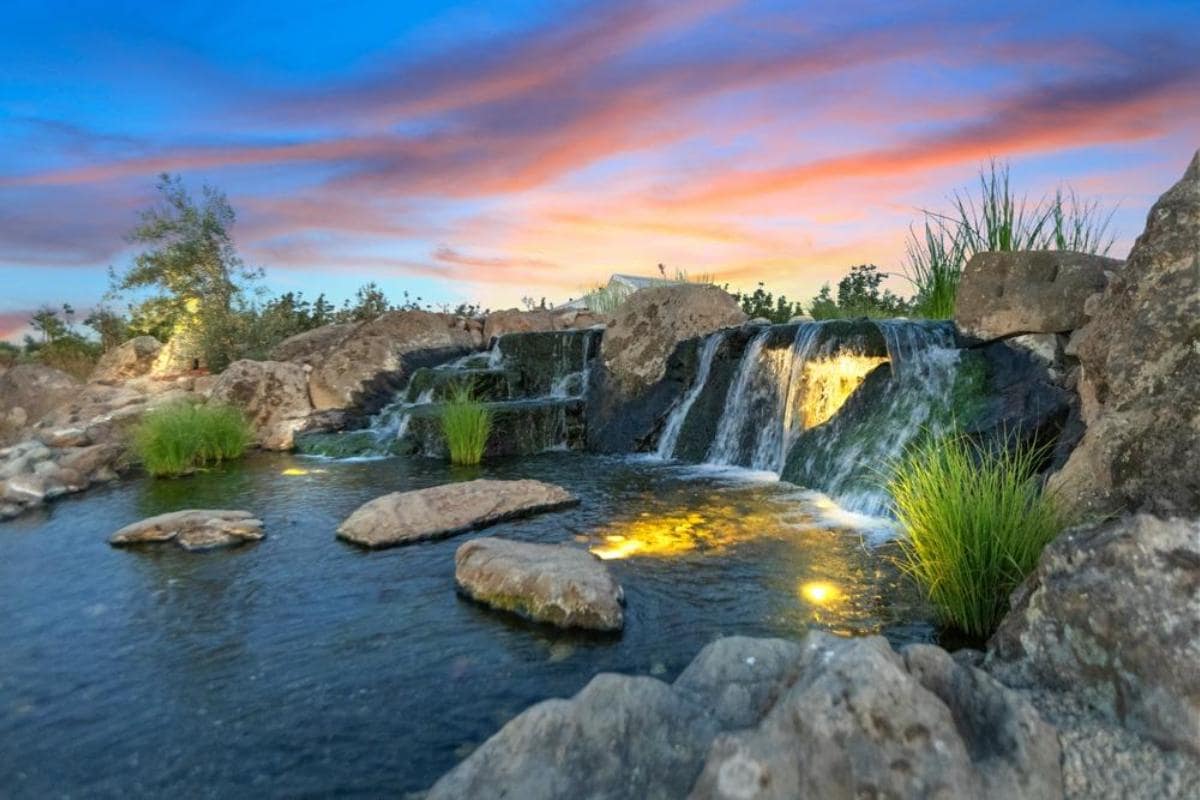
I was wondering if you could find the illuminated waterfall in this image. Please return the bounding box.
[656,331,726,459]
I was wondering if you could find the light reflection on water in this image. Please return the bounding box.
[0,451,934,797]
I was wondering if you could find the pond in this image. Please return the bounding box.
[0,451,937,797]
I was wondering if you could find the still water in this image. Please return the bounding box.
[0,452,935,797]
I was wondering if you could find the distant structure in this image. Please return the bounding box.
[556,272,683,310]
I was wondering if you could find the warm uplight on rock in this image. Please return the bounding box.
[800,355,888,428]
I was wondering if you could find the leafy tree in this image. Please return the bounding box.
[730,283,802,323]
[28,306,69,344]
[809,264,910,319]
[84,306,129,351]
[337,282,392,323]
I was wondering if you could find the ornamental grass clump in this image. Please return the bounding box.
[888,432,1069,638]
[441,383,493,465]
[133,402,253,477]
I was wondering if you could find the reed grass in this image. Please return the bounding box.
[888,432,1069,637]
[132,402,252,477]
[441,383,493,465]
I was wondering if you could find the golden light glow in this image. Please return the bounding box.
[589,512,710,559]
[281,467,327,476]
[799,580,844,606]
[799,356,888,428]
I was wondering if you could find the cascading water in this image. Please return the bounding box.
[656,331,726,459]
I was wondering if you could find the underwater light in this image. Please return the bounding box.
[281,467,327,476]
[799,580,843,605]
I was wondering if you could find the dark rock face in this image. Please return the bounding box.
[427,632,1061,800]
[955,250,1120,341]
[405,399,587,458]
[988,514,1200,757]
[1048,151,1200,517]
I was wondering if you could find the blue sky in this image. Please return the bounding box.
[2,0,1198,339]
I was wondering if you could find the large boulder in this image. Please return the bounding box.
[208,360,314,450]
[89,336,163,383]
[109,509,264,551]
[454,537,624,631]
[0,364,80,446]
[306,311,476,411]
[482,309,557,342]
[1047,152,1200,517]
[955,251,1119,341]
[587,285,746,452]
[269,322,356,365]
[989,514,1200,756]
[336,479,578,549]
[427,633,1061,799]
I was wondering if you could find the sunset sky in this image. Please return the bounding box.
[2,0,1198,340]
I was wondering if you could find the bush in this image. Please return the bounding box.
[809,264,910,320]
[440,383,492,465]
[887,432,1069,637]
[132,403,253,477]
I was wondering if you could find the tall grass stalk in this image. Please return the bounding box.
[888,432,1069,637]
[441,383,493,465]
[904,219,963,320]
[133,402,252,477]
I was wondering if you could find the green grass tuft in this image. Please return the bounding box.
[888,432,1069,638]
[132,402,253,477]
[440,383,493,465]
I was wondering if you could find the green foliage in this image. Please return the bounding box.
[904,160,1117,319]
[18,304,102,379]
[132,403,253,477]
[732,282,803,323]
[888,432,1070,637]
[83,306,129,351]
[440,383,493,466]
[808,264,910,320]
[0,341,19,368]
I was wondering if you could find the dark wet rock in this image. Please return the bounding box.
[89,336,163,383]
[955,250,1120,341]
[454,537,624,631]
[989,514,1200,757]
[1048,152,1200,517]
[336,479,578,549]
[109,509,264,551]
[428,632,1061,800]
[402,399,586,459]
[208,359,314,450]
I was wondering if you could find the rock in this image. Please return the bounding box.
[307,310,476,411]
[337,479,577,549]
[954,250,1120,341]
[208,360,313,450]
[747,316,772,325]
[691,634,1061,800]
[109,509,264,551]
[599,284,746,396]
[150,331,205,375]
[988,514,1200,756]
[89,336,163,383]
[1047,152,1200,517]
[428,632,1061,799]
[788,314,814,324]
[483,309,557,342]
[36,427,91,449]
[0,364,80,446]
[270,322,356,365]
[454,537,624,631]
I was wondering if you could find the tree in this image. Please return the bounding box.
[28,306,68,344]
[110,173,259,370]
[809,264,910,319]
[337,282,392,322]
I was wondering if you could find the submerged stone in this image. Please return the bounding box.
[109,509,264,551]
[336,479,578,549]
[455,537,624,630]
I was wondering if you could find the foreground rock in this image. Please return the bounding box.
[109,509,264,551]
[587,284,746,452]
[0,364,80,446]
[455,537,624,630]
[336,479,578,549]
[89,336,163,383]
[954,251,1119,341]
[989,514,1200,757]
[1048,151,1200,517]
[209,360,314,450]
[428,632,1061,799]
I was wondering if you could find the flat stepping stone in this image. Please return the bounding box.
[336,479,577,549]
[455,537,624,631]
[109,509,264,551]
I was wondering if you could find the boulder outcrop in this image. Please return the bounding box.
[955,251,1120,341]
[89,336,163,383]
[209,359,314,450]
[428,632,1062,799]
[989,514,1200,757]
[109,509,264,551]
[0,364,80,446]
[336,479,578,549]
[305,311,476,411]
[454,537,624,630]
[1047,151,1200,517]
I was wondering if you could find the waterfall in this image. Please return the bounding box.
[656,331,726,459]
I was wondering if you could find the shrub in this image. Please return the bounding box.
[440,383,492,465]
[132,403,253,477]
[888,432,1069,637]
[809,264,911,320]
